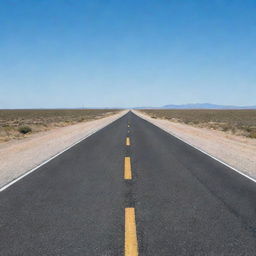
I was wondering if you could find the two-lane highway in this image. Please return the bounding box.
[1,111,256,255]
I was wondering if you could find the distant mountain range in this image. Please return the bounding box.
[135,103,256,109]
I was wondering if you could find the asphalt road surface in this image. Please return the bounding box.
[1,111,256,255]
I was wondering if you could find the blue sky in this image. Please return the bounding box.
[0,0,256,108]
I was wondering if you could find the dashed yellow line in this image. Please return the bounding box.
[125,208,138,256]
[124,157,132,179]
[126,137,130,146]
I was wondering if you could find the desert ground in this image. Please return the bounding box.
[140,109,256,138]
[0,109,120,143]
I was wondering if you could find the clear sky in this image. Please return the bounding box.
[1,0,256,108]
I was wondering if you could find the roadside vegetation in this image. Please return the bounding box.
[0,109,120,142]
[140,109,256,139]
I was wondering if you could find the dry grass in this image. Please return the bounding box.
[140,109,256,138]
[0,109,120,142]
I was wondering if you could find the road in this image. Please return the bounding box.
[1,111,256,255]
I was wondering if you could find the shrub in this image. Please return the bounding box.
[245,127,252,132]
[249,131,256,139]
[78,117,85,122]
[222,126,229,132]
[18,126,32,134]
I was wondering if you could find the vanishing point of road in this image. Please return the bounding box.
[1,111,256,255]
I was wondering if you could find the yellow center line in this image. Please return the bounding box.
[126,137,130,146]
[125,208,138,256]
[124,157,132,179]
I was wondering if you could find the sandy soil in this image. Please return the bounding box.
[0,111,127,188]
[134,110,256,179]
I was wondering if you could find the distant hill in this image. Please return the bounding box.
[161,103,256,109]
[134,106,157,109]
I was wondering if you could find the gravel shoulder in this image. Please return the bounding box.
[0,110,127,188]
[134,110,256,180]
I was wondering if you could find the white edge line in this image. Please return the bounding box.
[133,110,256,184]
[0,112,127,192]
